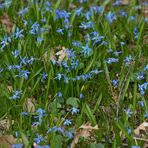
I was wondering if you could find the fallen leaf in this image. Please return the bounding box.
[56,46,67,63]
[1,13,13,33]
[134,122,148,136]
[71,123,98,148]
[120,0,130,5]
[23,98,35,112]
[0,135,16,148]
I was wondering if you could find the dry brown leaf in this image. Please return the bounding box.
[134,122,148,136]
[43,49,56,62]
[1,13,13,33]
[71,123,98,148]
[56,46,67,63]
[23,98,35,112]
[0,135,17,148]
[0,119,14,133]
[120,0,130,5]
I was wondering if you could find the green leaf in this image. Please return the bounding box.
[21,132,30,147]
[88,143,104,148]
[85,104,96,126]
[66,97,79,108]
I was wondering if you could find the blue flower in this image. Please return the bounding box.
[18,7,28,16]
[145,112,148,118]
[14,27,24,39]
[126,127,131,134]
[71,107,79,115]
[131,146,140,148]
[12,144,23,148]
[133,27,139,39]
[123,108,133,117]
[37,36,43,44]
[41,72,48,82]
[79,21,94,29]
[80,93,84,99]
[138,82,148,95]
[10,90,22,100]
[57,92,63,97]
[36,145,50,148]
[136,72,144,80]
[34,134,45,144]
[65,130,74,139]
[97,6,103,14]
[0,34,11,50]
[106,12,116,23]
[17,69,30,79]
[56,28,64,35]
[74,7,83,16]
[12,49,20,58]
[64,119,72,126]
[71,59,79,69]
[124,55,133,66]
[143,65,148,71]
[55,73,64,80]
[81,44,92,56]
[106,58,118,64]
[138,101,145,107]
[112,80,118,88]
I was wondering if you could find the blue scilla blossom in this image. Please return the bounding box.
[71,107,79,115]
[42,17,46,23]
[62,61,70,71]
[41,72,48,82]
[133,27,139,39]
[64,119,72,126]
[136,72,145,80]
[18,7,28,16]
[20,56,28,65]
[22,19,28,26]
[126,127,131,134]
[90,6,97,13]
[108,48,113,53]
[72,41,82,47]
[90,69,103,75]
[112,79,118,88]
[124,55,133,66]
[113,0,122,6]
[14,27,24,39]
[83,11,92,20]
[10,90,22,100]
[56,28,64,35]
[37,36,43,44]
[55,9,70,20]
[144,65,148,71]
[119,10,127,17]
[0,34,11,50]
[138,101,145,107]
[131,146,140,148]
[22,111,29,117]
[81,44,92,56]
[71,59,79,69]
[113,51,122,56]
[123,108,133,117]
[138,82,148,95]
[47,126,64,135]
[30,22,40,35]
[80,93,84,99]
[12,144,23,148]
[55,73,64,81]
[7,64,21,71]
[120,41,125,46]
[64,75,69,83]
[34,134,45,144]
[106,58,119,64]
[79,21,94,29]
[66,49,76,59]
[57,92,63,97]
[74,7,83,16]
[33,108,46,126]
[65,130,74,139]
[17,69,30,79]
[36,145,50,148]
[12,49,20,58]
[145,112,148,118]
[97,6,103,14]
[90,31,104,45]
[78,0,87,3]
[128,16,136,21]
[106,11,116,23]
